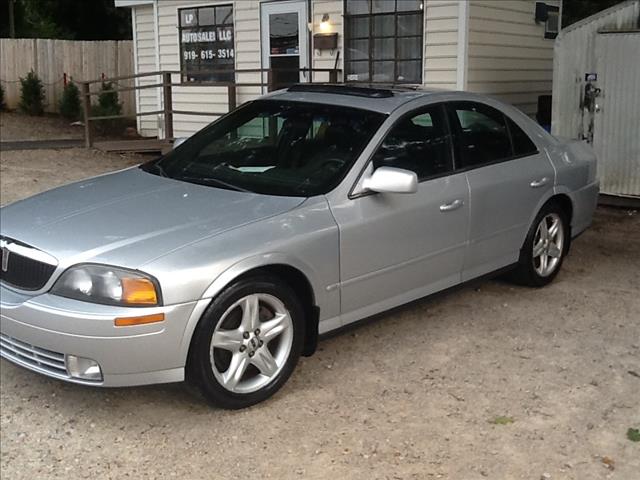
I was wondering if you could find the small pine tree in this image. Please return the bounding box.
[0,83,5,111]
[59,81,81,120]
[95,81,122,116]
[91,82,123,135]
[19,70,45,115]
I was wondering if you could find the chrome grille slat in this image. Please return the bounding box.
[0,237,57,291]
[1,334,65,362]
[0,334,68,376]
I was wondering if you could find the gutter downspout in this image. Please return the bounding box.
[456,0,469,91]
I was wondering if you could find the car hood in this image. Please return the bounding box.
[0,167,305,268]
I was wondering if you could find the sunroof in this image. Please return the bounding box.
[287,84,394,98]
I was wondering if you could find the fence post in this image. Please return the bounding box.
[227,84,236,112]
[267,69,275,92]
[162,72,173,139]
[81,82,93,148]
[329,69,338,84]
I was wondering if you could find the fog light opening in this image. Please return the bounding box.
[65,355,103,381]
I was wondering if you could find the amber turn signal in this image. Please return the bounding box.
[121,277,158,305]
[114,313,165,327]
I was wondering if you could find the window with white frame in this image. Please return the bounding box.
[178,4,234,83]
[344,0,424,84]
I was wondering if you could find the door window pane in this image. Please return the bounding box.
[507,117,538,156]
[270,13,299,55]
[449,102,513,168]
[374,106,453,180]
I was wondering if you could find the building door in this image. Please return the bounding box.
[593,32,640,197]
[261,0,309,91]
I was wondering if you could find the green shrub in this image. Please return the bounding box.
[59,81,81,120]
[91,82,124,136]
[19,70,45,115]
[0,83,5,111]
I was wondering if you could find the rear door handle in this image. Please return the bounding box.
[530,177,549,188]
[439,199,464,212]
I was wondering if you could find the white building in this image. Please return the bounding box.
[115,0,562,138]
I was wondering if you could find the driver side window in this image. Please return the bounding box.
[373,105,453,180]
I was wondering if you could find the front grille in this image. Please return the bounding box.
[0,333,69,378]
[0,239,57,290]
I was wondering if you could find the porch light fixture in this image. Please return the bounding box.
[320,13,331,33]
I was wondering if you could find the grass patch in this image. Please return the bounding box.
[627,428,640,442]
[489,416,515,425]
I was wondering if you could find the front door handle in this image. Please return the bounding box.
[530,177,549,188]
[439,199,464,212]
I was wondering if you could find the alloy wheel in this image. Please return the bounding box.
[532,213,564,277]
[209,293,293,394]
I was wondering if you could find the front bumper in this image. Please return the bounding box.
[0,284,199,387]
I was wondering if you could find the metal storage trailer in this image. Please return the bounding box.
[552,0,640,200]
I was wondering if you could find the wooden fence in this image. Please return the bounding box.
[0,38,134,115]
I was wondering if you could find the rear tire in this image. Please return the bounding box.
[188,275,305,409]
[510,201,569,287]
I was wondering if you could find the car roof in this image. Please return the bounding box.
[263,83,449,115]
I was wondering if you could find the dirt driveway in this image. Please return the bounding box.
[1,144,639,479]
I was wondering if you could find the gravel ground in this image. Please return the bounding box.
[1,144,639,479]
[0,112,84,142]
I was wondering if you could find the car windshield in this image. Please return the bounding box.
[142,100,387,197]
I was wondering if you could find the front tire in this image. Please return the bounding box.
[511,201,569,287]
[188,275,305,409]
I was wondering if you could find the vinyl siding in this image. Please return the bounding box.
[126,0,560,137]
[133,4,159,137]
[311,0,343,82]
[424,0,460,90]
[466,0,559,116]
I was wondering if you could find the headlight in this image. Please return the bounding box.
[51,264,161,307]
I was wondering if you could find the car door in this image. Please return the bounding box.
[445,101,556,281]
[328,104,470,325]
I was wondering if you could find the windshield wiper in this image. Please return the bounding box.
[176,175,252,193]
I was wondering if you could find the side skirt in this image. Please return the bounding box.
[318,263,519,342]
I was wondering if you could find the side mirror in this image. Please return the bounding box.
[362,166,418,194]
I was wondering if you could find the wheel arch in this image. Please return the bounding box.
[180,255,321,372]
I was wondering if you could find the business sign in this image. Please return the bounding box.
[179,5,234,82]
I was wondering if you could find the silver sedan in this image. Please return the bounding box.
[0,85,599,408]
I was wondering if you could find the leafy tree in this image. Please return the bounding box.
[562,0,630,28]
[59,80,81,120]
[1,0,132,40]
[19,70,45,115]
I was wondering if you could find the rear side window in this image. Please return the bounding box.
[447,101,512,168]
[373,105,453,180]
[506,117,538,156]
